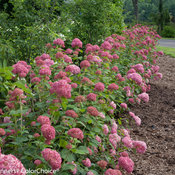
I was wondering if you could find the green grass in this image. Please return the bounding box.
[161,37,175,40]
[157,46,175,58]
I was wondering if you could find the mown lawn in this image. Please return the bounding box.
[157,46,175,58]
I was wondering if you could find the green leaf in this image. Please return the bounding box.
[72,146,89,154]
[59,139,68,148]
[15,137,28,143]
[61,164,75,171]
[14,81,33,96]
[61,149,75,161]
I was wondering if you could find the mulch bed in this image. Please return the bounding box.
[129,55,175,175]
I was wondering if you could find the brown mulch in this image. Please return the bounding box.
[130,55,175,175]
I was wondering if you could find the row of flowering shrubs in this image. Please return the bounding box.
[0,25,163,175]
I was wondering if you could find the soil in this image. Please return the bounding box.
[129,55,175,175]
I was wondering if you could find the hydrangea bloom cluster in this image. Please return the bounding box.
[118,156,134,173]
[5,88,26,109]
[127,73,143,85]
[41,148,62,170]
[86,93,97,101]
[41,124,55,144]
[94,82,105,92]
[105,169,122,175]
[87,106,99,116]
[65,110,78,118]
[65,65,81,74]
[82,158,91,167]
[53,38,65,47]
[50,80,72,99]
[0,153,26,175]
[71,38,82,48]
[138,92,149,102]
[67,128,84,140]
[12,61,31,77]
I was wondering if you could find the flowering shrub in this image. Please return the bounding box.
[0,25,163,174]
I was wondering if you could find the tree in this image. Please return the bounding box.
[158,0,164,33]
[132,0,139,23]
[65,0,124,45]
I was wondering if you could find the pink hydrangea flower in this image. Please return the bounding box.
[44,59,54,67]
[87,171,94,175]
[71,38,82,48]
[50,80,72,99]
[53,38,65,47]
[54,71,67,79]
[111,120,118,134]
[87,93,97,101]
[4,117,11,123]
[64,55,72,63]
[68,128,84,140]
[122,136,133,148]
[74,95,86,103]
[108,83,119,91]
[110,101,116,109]
[40,53,51,60]
[95,135,101,143]
[65,110,78,118]
[31,77,41,84]
[34,160,42,166]
[127,73,143,85]
[101,41,112,50]
[109,133,121,149]
[138,92,149,102]
[132,140,147,154]
[120,103,127,109]
[80,60,90,69]
[103,124,109,135]
[87,106,99,116]
[105,168,122,175]
[81,77,93,85]
[111,66,119,72]
[34,133,40,138]
[12,61,30,78]
[65,65,81,74]
[0,153,26,174]
[0,128,6,135]
[94,82,105,92]
[154,72,163,80]
[39,66,51,76]
[95,70,102,74]
[82,158,91,167]
[85,147,92,156]
[41,124,55,142]
[37,116,51,126]
[118,156,134,174]
[65,48,73,54]
[41,148,62,170]
[129,112,141,126]
[97,160,108,169]
[55,52,64,59]
[98,112,105,119]
[120,151,129,157]
[68,161,77,175]
[132,64,144,73]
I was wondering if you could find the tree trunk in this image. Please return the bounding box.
[132,0,139,24]
[159,0,164,33]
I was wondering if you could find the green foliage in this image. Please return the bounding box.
[161,25,175,38]
[0,25,162,173]
[65,0,125,45]
[0,0,69,65]
[0,65,13,107]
